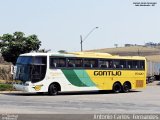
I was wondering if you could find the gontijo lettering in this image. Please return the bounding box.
[94,71,122,76]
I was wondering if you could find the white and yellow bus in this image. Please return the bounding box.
[14,52,146,95]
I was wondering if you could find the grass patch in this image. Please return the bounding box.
[0,84,15,91]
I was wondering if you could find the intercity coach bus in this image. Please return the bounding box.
[13,52,146,95]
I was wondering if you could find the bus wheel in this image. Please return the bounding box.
[122,82,131,93]
[49,84,59,95]
[112,82,122,93]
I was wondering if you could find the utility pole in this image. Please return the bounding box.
[80,27,99,51]
[80,35,83,51]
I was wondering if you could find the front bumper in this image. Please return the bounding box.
[13,83,34,92]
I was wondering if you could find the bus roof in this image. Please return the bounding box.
[19,52,146,60]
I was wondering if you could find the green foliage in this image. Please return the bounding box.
[0,84,14,91]
[0,32,41,64]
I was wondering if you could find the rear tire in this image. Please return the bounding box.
[122,82,131,93]
[48,84,59,96]
[112,82,122,93]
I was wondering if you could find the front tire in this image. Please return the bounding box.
[49,84,59,95]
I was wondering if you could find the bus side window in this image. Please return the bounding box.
[133,61,139,69]
[75,59,83,67]
[68,59,75,67]
[120,65,123,68]
[113,64,116,68]
[91,60,98,68]
[50,58,56,68]
[127,61,132,69]
[53,63,57,67]
[140,61,145,69]
[59,59,66,67]
[119,60,126,69]
[68,63,75,67]
[53,59,58,67]
[67,58,83,68]
[113,60,120,68]
[84,59,98,68]
[109,61,113,68]
[84,64,90,67]
[99,60,111,69]
[128,65,131,69]
[50,58,66,68]
[100,64,107,68]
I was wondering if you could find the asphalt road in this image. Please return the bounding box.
[0,84,160,114]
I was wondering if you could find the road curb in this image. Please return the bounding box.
[0,91,23,94]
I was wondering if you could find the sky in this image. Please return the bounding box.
[0,0,160,52]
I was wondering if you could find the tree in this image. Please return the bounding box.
[0,32,41,64]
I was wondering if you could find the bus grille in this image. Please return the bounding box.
[136,80,143,87]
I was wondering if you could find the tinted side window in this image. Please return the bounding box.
[140,60,145,69]
[127,60,133,69]
[84,59,98,68]
[113,60,127,69]
[119,60,127,69]
[99,59,112,68]
[17,56,32,64]
[50,58,66,68]
[113,60,120,68]
[132,61,139,69]
[34,56,47,65]
[67,58,83,68]
[126,60,145,70]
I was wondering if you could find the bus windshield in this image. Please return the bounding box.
[15,56,47,83]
